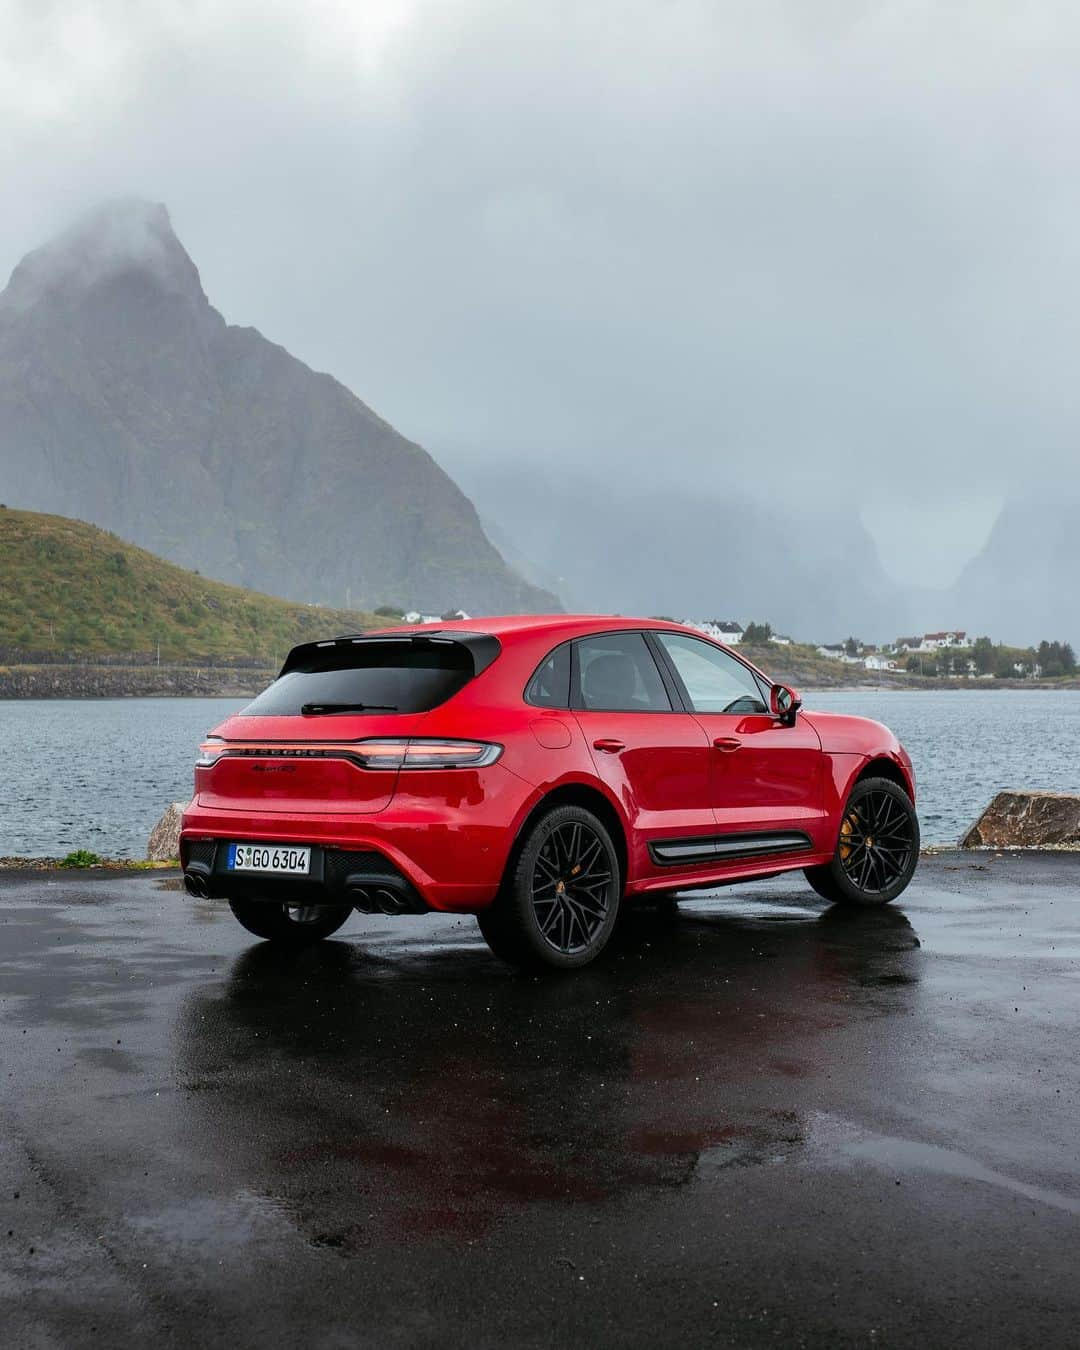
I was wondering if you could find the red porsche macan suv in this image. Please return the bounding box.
[180,616,919,969]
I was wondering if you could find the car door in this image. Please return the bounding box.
[570,631,714,866]
[651,631,827,852]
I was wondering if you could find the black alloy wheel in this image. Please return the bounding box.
[477,804,622,970]
[838,788,916,894]
[804,776,919,907]
[228,898,353,943]
[531,819,614,954]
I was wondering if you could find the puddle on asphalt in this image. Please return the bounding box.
[807,1112,1080,1216]
[678,898,823,923]
[125,1189,293,1250]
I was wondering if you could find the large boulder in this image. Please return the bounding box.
[147,802,188,861]
[962,791,1080,849]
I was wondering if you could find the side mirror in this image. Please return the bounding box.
[771,683,802,727]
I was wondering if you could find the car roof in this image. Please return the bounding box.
[295,615,775,690]
[363,614,701,643]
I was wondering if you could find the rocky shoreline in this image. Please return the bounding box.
[962,790,1080,849]
[0,663,274,699]
[0,856,174,870]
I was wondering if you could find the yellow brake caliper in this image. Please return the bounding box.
[839,813,856,861]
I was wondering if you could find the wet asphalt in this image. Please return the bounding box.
[2,852,1079,1349]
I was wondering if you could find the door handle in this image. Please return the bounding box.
[713,736,742,752]
[592,738,626,753]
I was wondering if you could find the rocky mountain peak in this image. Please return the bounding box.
[0,200,559,617]
[1,199,208,316]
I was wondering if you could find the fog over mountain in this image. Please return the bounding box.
[449,459,915,640]
[3,2,1080,642]
[0,196,1073,646]
[455,459,1080,646]
[0,201,556,615]
[947,499,1080,647]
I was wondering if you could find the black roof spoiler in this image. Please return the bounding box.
[278,631,501,678]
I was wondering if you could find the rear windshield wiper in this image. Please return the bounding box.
[300,702,399,715]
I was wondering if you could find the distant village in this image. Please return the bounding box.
[681,621,1076,680]
[681,621,989,673]
[813,630,996,675]
[390,609,1073,681]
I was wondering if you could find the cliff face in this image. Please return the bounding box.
[0,200,559,615]
[946,498,1080,646]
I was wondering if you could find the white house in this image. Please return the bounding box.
[685,620,743,645]
[864,654,897,672]
[772,634,793,646]
[817,644,863,665]
[917,631,967,652]
[402,609,471,624]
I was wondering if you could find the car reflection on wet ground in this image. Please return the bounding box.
[2,853,1079,1348]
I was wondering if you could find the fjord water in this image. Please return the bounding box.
[809,688,1080,844]
[2,698,242,859]
[1,690,1078,858]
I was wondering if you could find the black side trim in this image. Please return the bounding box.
[649,836,719,865]
[649,830,813,867]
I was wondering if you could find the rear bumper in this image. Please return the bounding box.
[181,839,430,915]
[179,784,525,913]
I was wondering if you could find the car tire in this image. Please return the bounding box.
[228,899,353,943]
[477,804,622,970]
[804,776,919,907]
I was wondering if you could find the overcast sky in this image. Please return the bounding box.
[3,0,1079,586]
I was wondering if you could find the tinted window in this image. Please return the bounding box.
[242,640,476,716]
[574,632,672,712]
[526,643,571,708]
[655,632,767,714]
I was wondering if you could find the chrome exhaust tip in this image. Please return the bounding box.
[343,869,423,915]
[348,885,377,914]
[375,887,403,915]
[183,870,209,899]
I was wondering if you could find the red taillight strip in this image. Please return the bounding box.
[212,742,386,754]
[198,745,386,771]
[197,738,502,770]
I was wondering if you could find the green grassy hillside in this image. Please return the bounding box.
[0,507,388,664]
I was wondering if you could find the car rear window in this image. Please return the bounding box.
[241,637,490,716]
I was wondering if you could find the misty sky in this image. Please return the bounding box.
[3,1,1079,587]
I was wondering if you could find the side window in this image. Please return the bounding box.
[654,632,768,714]
[574,632,672,712]
[525,642,571,708]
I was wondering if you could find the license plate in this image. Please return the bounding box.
[227,843,311,875]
